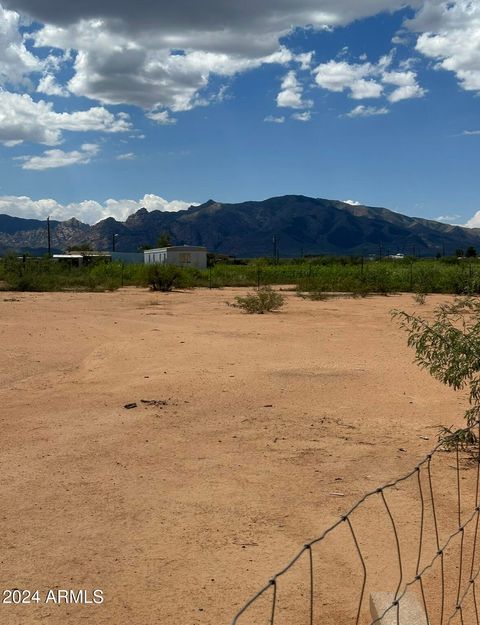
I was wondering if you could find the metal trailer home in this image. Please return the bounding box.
[52,251,111,266]
[144,245,208,269]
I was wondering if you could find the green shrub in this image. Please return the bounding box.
[2,256,480,294]
[231,286,285,313]
[369,265,393,294]
[413,266,435,294]
[1,256,48,291]
[147,264,193,291]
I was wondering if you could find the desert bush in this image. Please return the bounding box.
[231,286,285,313]
[147,264,193,291]
[412,292,426,305]
[0,256,123,292]
[0,256,52,291]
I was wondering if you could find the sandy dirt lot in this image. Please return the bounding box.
[0,288,476,625]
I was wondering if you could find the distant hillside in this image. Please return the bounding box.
[1,195,480,257]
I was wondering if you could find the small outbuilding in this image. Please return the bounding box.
[52,251,111,266]
[144,245,207,269]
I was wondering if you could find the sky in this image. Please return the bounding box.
[1,0,480,226]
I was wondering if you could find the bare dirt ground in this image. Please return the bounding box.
[0,288,476,625]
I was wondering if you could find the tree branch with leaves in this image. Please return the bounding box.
[392,297,480,438]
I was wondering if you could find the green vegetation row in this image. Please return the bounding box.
[3,254,480,294]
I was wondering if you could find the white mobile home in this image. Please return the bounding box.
[144,245,207,269]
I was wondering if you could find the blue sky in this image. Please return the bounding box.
[0,0,480,226]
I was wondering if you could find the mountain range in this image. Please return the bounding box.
[1,195,479,257]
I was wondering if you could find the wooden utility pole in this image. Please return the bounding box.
[47,216,51,257]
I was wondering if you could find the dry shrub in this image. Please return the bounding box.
[231,286,285,314]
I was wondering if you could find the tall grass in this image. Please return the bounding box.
[1,255,480,294]
[0,256,149,292]
[200,258,480,294]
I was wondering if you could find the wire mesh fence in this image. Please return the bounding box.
[231,422,480,625]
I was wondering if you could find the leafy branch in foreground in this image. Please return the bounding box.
[437,424,477,451]
[392,297,480,438]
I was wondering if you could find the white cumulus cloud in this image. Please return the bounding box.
[346,105,390,117]
[291,111,311,122]
[0,3,42,86]
[464,212,480,229]
[313,55,425,103]
[388,83,426,102]
[147,110,177,125]
[0,192,198,223]
[313,59,383,99]
[16,142,99,170]
[30,20,298,112]
[36,73,70,97]
[276,70,313,109]
[116,152,135,160]
[1,0,421,114]
[383,69,426,101]
[410,1,480,93]
[264,115,285,123]
[0,90,131,146]
[3,1,478,143]
[435,213,461,222]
